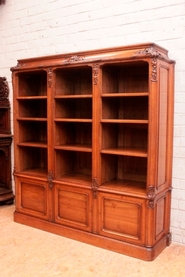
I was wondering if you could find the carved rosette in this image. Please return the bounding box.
[47,67,52,88]
[64,55,85,63]
[0,77,9,100]
[92,178,99,199]
[47,171,53,189]
[147,186,156,209]
[93,63,99,85]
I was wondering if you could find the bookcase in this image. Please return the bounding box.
[0,77,14,204]
[11,43,175,260]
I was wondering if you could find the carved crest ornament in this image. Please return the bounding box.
[0,77,9,100]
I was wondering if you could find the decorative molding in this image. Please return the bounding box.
[93,63,99,85]
[135,47,165,59]
[0,137,12,143]
[48,171,53,189]
[92,178,99,199]
[147,186,156,209]
[0,77,9,100]
[134,47,166,82]
[47,67,52,88]
[64,55,85,63]
[151,58,157,82]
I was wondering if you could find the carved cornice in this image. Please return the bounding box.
[93,63,99,85]
[92,178,99,198]
[147,186,156,209]
[64,55,85,63]
[0,77,9,101]
[47,67,52,88]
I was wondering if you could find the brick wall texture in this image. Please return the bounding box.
[0,0,185,244]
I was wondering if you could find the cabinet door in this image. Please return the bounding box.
[53,183,93,232]
[98,192,146,245]
[15,176,49,220]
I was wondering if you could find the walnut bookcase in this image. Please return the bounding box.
[11,43,175,261]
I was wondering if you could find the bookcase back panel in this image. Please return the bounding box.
[18,71,47,97]
[55,67,92,96]
[102,62,149,94]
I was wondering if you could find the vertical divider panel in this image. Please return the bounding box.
[92,63,102,233]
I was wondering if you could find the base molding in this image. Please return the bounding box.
[14,211,171,261]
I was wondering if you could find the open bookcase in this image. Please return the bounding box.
[11,43,175,260]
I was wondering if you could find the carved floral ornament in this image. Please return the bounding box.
[147,186,156,209]
[64,55,85,63]
[134,47,166,82]
[0,77,9,100]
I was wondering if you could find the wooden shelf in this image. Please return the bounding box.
[17,96,47,100]
[55,173,92,186]
[54,95,92,99]
[16,168,48,178]
[100,178,146,196]
[55,144,92,152]
[101,147,147,157]
[102,92,149,97]
[18,142,47,148]
[17,117,47,121]
[101,119,148,124]
[55,118,92,123]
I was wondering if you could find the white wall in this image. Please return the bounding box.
[0,0,185,245]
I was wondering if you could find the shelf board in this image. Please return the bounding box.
[18,142,47,148]
[16,168,48,178]
[100,178,146,196]
[101,119,148,124]
[101,147,147,157]
[55,144,92,152]
[102,92,149,97]
[56,173,92,186]
[17,96,47,99]
[17,117,47,121]
[54,95,92,99]
[55,118,92,123]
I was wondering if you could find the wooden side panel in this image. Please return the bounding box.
[98,192,146,245]
[155,196,165,239]
[15,176,49,220]
[54,184,92,232]
[157,65,168,188]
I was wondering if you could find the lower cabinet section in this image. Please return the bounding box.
[15,176,49,220]
[98,192,146,245]
[53,183,93,232]
[14,176,171,261]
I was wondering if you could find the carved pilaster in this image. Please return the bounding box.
[47,171,53,189]
[147,186,156,209]
[47,67,52,88]
[93,63,99,85]
[92,178,99,199]
[151,58,157,82]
